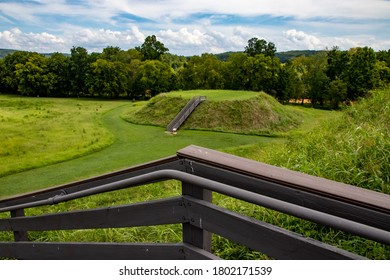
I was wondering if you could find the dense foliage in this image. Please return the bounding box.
[1,37,390,108]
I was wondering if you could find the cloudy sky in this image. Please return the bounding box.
[1,0,390,55]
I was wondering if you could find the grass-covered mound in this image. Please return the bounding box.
[122,90,303,135]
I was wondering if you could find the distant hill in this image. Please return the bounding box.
[275,50,325,63]
[0,49,18,59]
[214,51,243,61]
[0,49,70,59]
[1,48,323,62]
[213,50,324,63]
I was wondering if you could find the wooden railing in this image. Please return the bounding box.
[0,145,389,259]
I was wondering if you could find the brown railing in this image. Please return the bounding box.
[0,145,389,259]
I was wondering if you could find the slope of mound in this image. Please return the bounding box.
[122,90,303,135]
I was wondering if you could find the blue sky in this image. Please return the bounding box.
[1,0,390,55]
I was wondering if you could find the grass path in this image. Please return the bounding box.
[0,103,281,198]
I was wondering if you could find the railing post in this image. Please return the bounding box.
[10,209,29,242]
[182,161,212,252]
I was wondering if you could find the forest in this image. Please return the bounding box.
[1,35,390,109]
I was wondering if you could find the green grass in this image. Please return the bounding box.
[0,95,125,177]
[3,89,385,259]
[166,89,262,101]
[262,88,390,194]
[0,100,282,198]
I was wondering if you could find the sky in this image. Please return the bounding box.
[0,0,390,56]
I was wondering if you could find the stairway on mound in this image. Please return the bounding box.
[166,96,206,133]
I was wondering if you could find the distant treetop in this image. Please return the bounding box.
[244,37,276,57]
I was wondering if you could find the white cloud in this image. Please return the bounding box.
[130,26,145,43]
[1,0,389,54]
[0,27,147,53]
[281,29,390,51]
[104,0,390,22]
[283,29,323,50]
[159,28,215,54]
[158,26,257,55]
[62,26,148,52]
[2,0,389,27]
[0,28,66,52]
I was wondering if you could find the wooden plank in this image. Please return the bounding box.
[0,156,182,208]
[186,161,390,231]
[177,145,390,213]
[183,196,366,260]
[0,197,185,231]
[182,160,212,252]
[182,243,221,260]
[0,242,187,260]
[10,209,28,241]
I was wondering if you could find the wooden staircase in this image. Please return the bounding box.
[167,96,206,132]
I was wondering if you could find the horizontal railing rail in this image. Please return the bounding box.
[0,145,389,260]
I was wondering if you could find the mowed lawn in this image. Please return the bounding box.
[0,95,126,178]
[166,89,262,101]
[0,94,282,198]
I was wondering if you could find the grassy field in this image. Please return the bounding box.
[2,89,387,259]
[0,96,125,177]
[0,90,335,198]
[0,95,282,198]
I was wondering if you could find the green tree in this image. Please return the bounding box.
[136,35,169,61]
[375,60,390,87]
[377,49,390,67]
[100,46,122,62]
[125,48,143,61]
[0,58,7,93]
[47,53,69,96]
[326,46,349,81]
[290,54,329,106]
[132,60,176,98]
[243,54,281,94]
[346,47,377,99]
[222,53,249,90]
[304,53,330,107]
[87,59,129,98]
[160,53,187,71]
[14,53,54,96]
[0,51,34,94]
[68,46,89,96]
[178,54,224,90]
[326,78,348,109]
[126,59,143,99]
[277,61,304,103]
[244,37,276,57]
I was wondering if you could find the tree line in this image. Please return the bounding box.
[1,35,390,108]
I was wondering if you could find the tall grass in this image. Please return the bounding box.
[213,88,390,259]
[1,89,388,259]
[263,88,390,194]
